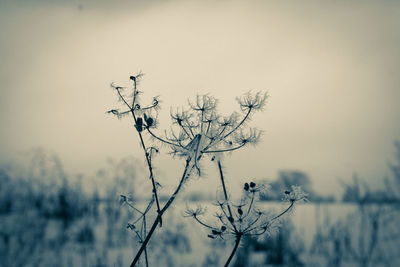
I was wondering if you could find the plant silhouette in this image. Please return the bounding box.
[107,73,292,266]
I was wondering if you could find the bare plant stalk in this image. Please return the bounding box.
[217,160,242,266]
[217,160,237,231]
[224,234,242,267]
[114,85,163,224]
[130,160,192,267]
[143,216,149,267]
[109,79,270,266]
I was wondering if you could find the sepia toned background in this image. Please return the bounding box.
[1,0,400,196]
[1,1,400,266]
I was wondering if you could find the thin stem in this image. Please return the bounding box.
[203,143,245,154]
[185,121,195,138]
[223,109,251,139]
[205,120,212,136]
[161,160,192,213]
[217,160,238,232]
[246,201,294,233]
[193,215,215,230]
[269,201,294,222]
[179,122,194,140]
[133,117,162,224]
[224,234,242,267]
[116,82,162,226]
[130,214,161,267]
[146,128,182,148]
[130,160,192,267]
[243,212,262,232]
[127,87,162,225]
[201,125,227,152]
[131,198,154,229]
[216,214,234,232]
[200,110,204,133]
[245,192,255,217]
[143,216,149,267]
[115,87,133,110]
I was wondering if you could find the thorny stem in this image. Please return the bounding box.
[130,160,192,267]
[224,234,242,267]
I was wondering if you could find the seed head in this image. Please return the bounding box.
[244,183,249,191]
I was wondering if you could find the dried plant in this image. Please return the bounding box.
[186,160,307,266]
[107,73,280,266]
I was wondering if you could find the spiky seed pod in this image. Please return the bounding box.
[127,223,136,230]
[135,117,143,132]
[238,208,243,216]
[221,226,226,231]
[285,190,290,195]
[212,230,221,235]
[244,183,249,191]
[228,216,234,223]
[250,182,256,188]
[144,113,154,127]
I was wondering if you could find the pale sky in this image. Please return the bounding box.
[1,0,400,196]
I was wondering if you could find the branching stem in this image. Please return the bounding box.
[130,160,192,267]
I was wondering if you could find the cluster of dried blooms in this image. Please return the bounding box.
[107,73,304,266]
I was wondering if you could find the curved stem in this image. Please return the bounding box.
[193,215,215,230]
[224,234,242,267]
[223,109,251,139]
[146,128,182,148]
[203,143,245,154]
[115,87,133,110]
[269,201,294,222]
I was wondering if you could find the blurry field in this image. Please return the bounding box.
[2,197,399,267]
[1,151,399,267]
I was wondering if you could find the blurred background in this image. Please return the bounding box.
[1,0,399,266]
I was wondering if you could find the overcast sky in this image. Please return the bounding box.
[1,0,400,196]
